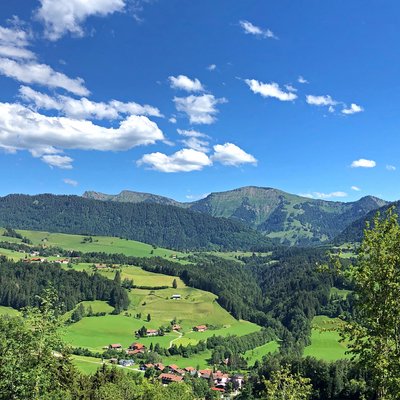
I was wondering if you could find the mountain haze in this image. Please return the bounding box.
[84,186,388,245]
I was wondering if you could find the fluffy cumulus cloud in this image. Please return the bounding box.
[169,75,204,92]
[351,158,376,168]
[306,94,337,106]
[36,0,126,40]
[351,159,376,168]
[19,86,162,119]
[0,102,164,167]
[0,57,89,96]
[212,143,257,166]
[42,154,73,169]
[245,79,297,101]
[63,178,78,186]
[342,103,364,115]
[239,20,277,39]
[174,94,227,124]
[137,148,212,172]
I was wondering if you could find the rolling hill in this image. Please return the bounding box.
[84,186,388,245]
[0,194,271,251]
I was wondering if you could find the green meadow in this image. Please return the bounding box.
[303,316,350,361]
[244,341,279,366]
[0,306,19,316]
[11,228,185,259]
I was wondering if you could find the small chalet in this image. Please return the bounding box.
[127,342,146,355]
[30,257,46,263]
[159,373,183,385]
[58,259,70,264]
[154,363,165,371]
[146,329,159,336]
[171,294,181,300]
[108,343,122,351]
[199,369,213,379]
[193,325,207,332]
[172,324,181,331]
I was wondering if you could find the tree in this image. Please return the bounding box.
[147,313,151,322]
[114,271,121,286]
[338,208,400,399]
[172,278,178,289]
[262,366,312,400]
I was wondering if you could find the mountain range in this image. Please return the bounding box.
[84,186,389,246]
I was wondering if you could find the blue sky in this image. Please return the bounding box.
[0,0,399,202]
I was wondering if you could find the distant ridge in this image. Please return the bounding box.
[84,186,389,246]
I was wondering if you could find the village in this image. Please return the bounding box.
[106,340,244,396]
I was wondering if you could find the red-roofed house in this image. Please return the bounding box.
[193,325,207,332]
[159,373,183,384]
[108,343,122,350]
[129,342,145,351]
[146,329,159,336]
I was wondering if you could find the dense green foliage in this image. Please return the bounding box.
[0,194,272,251]
[336,208,400,399]
[0,258,129,312]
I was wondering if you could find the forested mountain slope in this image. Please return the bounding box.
[0,194,271,251]
[85,186,388,245]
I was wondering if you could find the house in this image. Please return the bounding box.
[213,371,230,387]
[59,259,70,264]
[184,366,197,376]
[154,363,165,371]
[199,369,213,379]
[193,325,208,332]
[128,342,146,351]
[108,343,122,351]
[119,359,134,367]
[146,329,159,336]
[167,364,181,374]
[30,257,46,263]
[172,324,181,331]
[159,373,183,384]
[231,374,244,390]
[171,294,181,300]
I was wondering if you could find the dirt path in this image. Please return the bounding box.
[169,331,183,348]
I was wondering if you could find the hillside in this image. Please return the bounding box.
[335,200,397,244]
[85,186,388,245]
[0,194,271,251]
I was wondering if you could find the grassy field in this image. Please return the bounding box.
[0,247,26,261]
[9,228,185,259]
[0,306,20,316]
[244,341,279,366]
[303,316,350,361]
[71,355,140,374]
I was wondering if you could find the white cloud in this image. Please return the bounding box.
[351,159,376,168]
[239,20,277,39]
[0,57,89,96]
[169,75,204,92]
[177,129,208,138]
[306,94,337,106]
[299,191,348,199]
[342,103,364,115]
[186,193,210,200]
[207,64,216,71]
[42,155,73,169]
[174,94,227,124]
[285,84,297,93]
[169,117,177,124]
[63,178,78,186]
[0,25,34,60]
[137,148,212,172]
[212,143,257,166]
[0,102,164,167]
[36,0,126,40]
[298,76,308,84]
[351,186,361,191]
[19,86,162,119]
[177,129,209,152]
[386,164,396,171]
[245,79,297,101]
